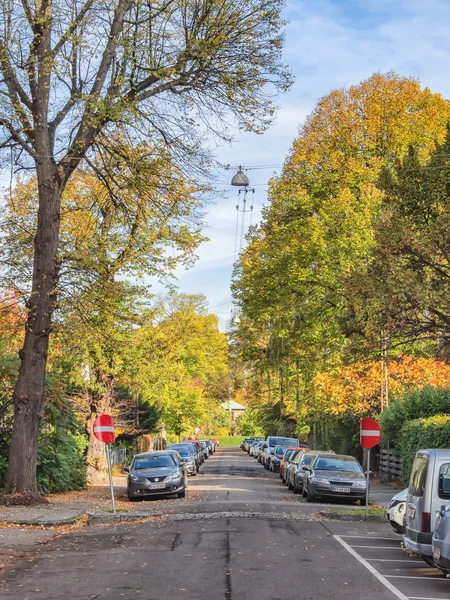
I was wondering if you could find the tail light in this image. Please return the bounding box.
[421,512,431,532]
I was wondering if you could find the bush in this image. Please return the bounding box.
[36,397,88,494]
[399,414,450,479]
[380,386,450,448]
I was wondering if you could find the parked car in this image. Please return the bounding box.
[291,451,319,494]
[245,436,264,453]
[285,449,304,489]
[302,453,367,503]
[432,499,450,575]
[263,436,300,470]
[184,439,204,464]
[202,439,214,455]
[209,438,219,448]
[125,451,187,500]
[386,488,407,533]
[168,444,197,476]
[240,438,250,450]
[279,448,298,482]
[270,446,289,472]
[251,440,265,458]
[199,441,209,459]
[404,449,450,564]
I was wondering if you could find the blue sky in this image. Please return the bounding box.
[159,0,450,331]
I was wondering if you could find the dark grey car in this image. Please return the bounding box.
[125,451,187,501]
[303,453,366,503]
[168,444,197,475]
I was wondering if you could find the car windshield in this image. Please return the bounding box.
[133,455,175,469]
[315,457,362,473]
[283,450,294,460]
[175,448,190,457]
[274,447,285,456]
[170,445,194,454]
[301,455,315,466]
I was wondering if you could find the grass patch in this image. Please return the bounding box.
[216,436,246,447]
[328,507,385,515]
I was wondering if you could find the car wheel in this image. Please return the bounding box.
[306,483,315,503]
[178,488,186,498]
[293,481,300,495]
[288,478,294,491]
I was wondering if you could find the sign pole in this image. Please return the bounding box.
[105,443,116,513]
[365,447,370,520]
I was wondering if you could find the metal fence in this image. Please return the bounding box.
[109,447,129,465]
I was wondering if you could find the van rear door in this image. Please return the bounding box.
[405,453,432,553]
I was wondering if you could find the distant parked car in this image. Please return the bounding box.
[285,449,303,489]
[386,488,407,533]
[209,438,219,448]
[251,440,265,458]
[279,448,298,482]
[263,436,300,469]
[291,451,318,494]
[125,451,187,501]
[168,444,197,476]
[302,453,367,503]
[270,446,289,472]
[202,440,214,455]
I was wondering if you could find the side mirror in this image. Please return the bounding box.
[124,466,130,473]
[302,466,309,471]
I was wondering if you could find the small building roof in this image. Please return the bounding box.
[221,399,246,411]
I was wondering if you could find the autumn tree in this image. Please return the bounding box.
[345,128,450,352]
[232,73,450,433]
[0,0,291,496]
[1,145,206,483]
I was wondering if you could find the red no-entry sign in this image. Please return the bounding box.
[360,417,381,449]
[93,414,115,444]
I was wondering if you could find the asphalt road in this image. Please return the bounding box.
[1,447,448,600]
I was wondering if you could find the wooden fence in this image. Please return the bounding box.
[379,448,404,482]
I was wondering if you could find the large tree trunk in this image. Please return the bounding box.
[6,167,63,496]
[85,372,115,485]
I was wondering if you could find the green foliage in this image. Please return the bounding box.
[235,408,265,436]
[310,415,362,460]
[399,415,450,480]
[37,397,88,494]
[380,386,450,448]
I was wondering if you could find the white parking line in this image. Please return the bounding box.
[366,559,422,563]
[339,535,400,541]
[351,545,405,550]
[334,535,409,600]
[386,576,444,581]
[409,597,449,599]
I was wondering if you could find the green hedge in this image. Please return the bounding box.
[216,436,246,447]
[380,386,450,448]
[399,414,450,480]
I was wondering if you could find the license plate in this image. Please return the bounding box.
[407,505,416,519]
[433,547,441,560]
[331,486,351,493]
[149,483,166,490]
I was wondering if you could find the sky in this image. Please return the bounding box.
[160,0,450,331]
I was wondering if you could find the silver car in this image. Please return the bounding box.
[432,501,450,574]
[125,451,187,500]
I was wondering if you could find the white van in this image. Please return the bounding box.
[263,436,300,470]
[403,449,450,562]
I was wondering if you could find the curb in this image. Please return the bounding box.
[316,510,386,523]
[0,511,86,528]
